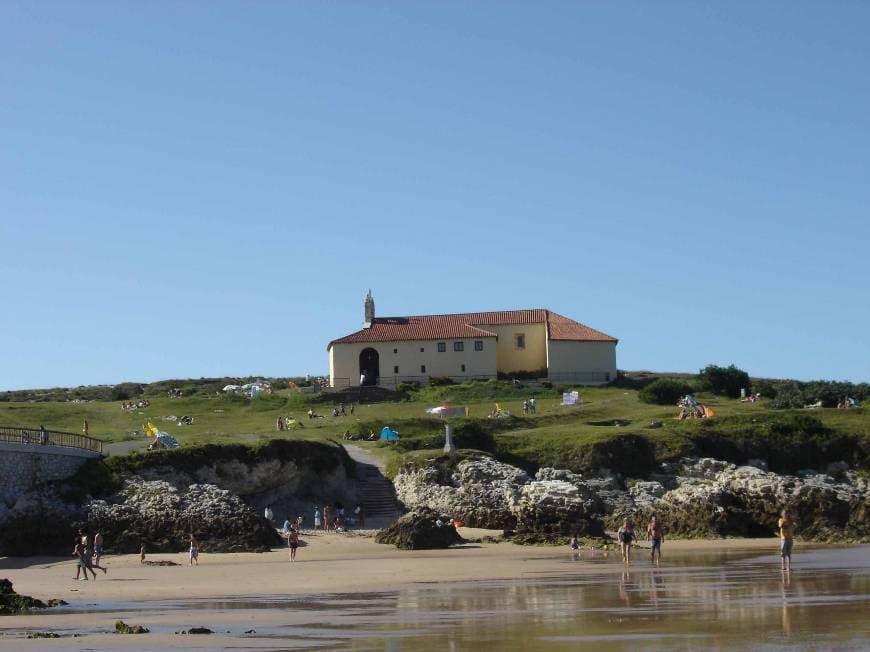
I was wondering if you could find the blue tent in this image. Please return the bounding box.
[380,426,400,441]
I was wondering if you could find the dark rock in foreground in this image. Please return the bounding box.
[0,578,46,615]
[375,510,464,550]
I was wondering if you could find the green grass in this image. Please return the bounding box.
[2,380,868,476]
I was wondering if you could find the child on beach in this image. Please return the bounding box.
[617,518,636,564]
[189,534,199,566]
[646,515,664,566]
[287,526,299,562]
[778,509,796,571]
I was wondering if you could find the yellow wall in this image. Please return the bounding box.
[545,340,617,384]
[329,337,498,387]
[486,323,548,374]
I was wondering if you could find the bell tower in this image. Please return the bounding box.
[363,289,375,328]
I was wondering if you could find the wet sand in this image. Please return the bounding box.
[0,530,778,602]
[2,533,868,650]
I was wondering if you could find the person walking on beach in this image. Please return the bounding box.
[314,507,322,530]
[617,518,636,564]
[189,534,199,566]
[323,504,331,532]
[73,539,96,581]
[93,530,104,567]
[287,526,299,562]
[86,538,107,575]
[778,509,797,571]
[646,515,664,566]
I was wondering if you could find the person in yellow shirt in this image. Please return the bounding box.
[778,509,796,571]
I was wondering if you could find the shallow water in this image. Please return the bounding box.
[4,545,870,650]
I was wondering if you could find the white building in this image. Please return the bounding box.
[327,292,618,388]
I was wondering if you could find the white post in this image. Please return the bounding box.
[443,423,455,453]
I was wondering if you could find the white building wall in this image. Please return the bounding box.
[329,337,498,387]
[545,340,617,384]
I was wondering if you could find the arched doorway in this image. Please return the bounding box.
[359,348,379,386]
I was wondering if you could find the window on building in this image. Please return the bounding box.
[474,340,484,351]
[453,341,464,352]
[437,342,446,353]
[393,365,399,374]
[420,365,426,373]
[393,348,398,354]
[461,364,466,372]
[515,333,526,350]
[420,347,425,353]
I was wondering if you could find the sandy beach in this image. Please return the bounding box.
[2,530,782,605]
[3,533,869,651]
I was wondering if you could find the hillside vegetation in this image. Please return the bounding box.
[1,374,868,480]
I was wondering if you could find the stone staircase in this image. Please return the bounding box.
[345,445,401,528]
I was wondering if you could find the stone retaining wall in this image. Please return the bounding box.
[0,443,99,506]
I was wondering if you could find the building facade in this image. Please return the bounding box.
[327,292,618,388]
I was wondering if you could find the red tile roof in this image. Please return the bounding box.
[328,309,617,347]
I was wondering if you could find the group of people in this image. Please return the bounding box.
[611,515,665,565]
[740,392,763,403]
[343,429,377,441]
[837,397,862,409]
[313,503,363,531]
[72,530,107,580]
[332,403,355,417]
[521,398,537,414]
[676,394,713,419]
[602,509,797,570]
[120,400,150,411]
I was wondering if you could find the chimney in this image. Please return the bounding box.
[363,290,375,328]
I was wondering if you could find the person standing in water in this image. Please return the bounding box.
[778,509,797,571]
[617,518,635,564]
[646,515,664,566]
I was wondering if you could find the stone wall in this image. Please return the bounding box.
[0,443,99,506]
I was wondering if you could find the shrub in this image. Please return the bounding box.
[639,379,694,405]
[768,384,804,409]
[429,377,456,387]
[498,369,547,381]
[699,364,750,398]
[395,381,421,394]
[751,379,778,399]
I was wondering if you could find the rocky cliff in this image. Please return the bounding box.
[394,455,870,542]
[0,440,355,556]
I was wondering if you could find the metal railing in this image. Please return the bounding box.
[0,425,104,454]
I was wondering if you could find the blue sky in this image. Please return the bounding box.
[2,2,868,389]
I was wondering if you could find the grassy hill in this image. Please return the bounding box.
[1,378,868,478]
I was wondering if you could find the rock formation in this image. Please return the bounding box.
[393,455,870,542]
[375,509,464,549]
[85,479,281,553]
